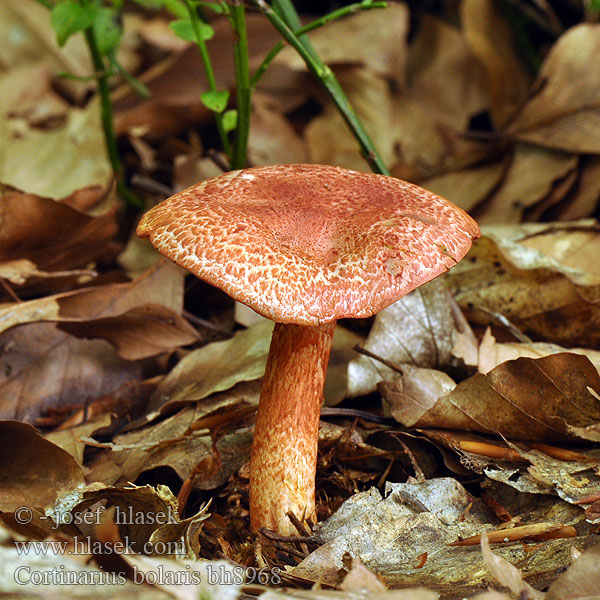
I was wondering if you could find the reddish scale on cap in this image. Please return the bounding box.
[137,164,480,325]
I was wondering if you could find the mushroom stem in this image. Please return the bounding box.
[250,320,336,534]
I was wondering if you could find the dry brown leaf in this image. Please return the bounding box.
[0,62,67,127]
[275,3,408,83]
[306,66,397,171]
[0,0,91,101]
[248,94,308,166]
[507,24,600,153]
[85,382,257,489]
[480,533,544,600]
[424,162,505,214]
[0,262,192,359]
[405,353,600,443]
[448,234,600,346]
[546,543,600,600]
[0,323,142,421]
[114,14,280,139]
[0,191,118,276]
[475,327,600,375]
[59,303,198,361]
[348,279,467,398]
[407,14,488,131]
[461,0,532,128]
[1,98,113,200]
[554,156,600,220]
[477,144,577,224]
[380,366,456,426]
[0,420,85,536]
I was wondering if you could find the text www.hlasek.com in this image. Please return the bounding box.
[14,537,181,557]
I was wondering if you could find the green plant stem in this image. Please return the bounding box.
[185,0,232,161]
[229,0,251,170]
[251,1,386,89]
[253,0,389,175]
[271,0,319,63]
[84,28,140,207]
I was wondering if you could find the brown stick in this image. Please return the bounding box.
[249,321,336,534]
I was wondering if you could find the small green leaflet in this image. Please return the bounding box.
[93,7,122,55]
[201,90,229,113]
[50,1,96,47]
[222,109,238,133]
[169,19,214,43]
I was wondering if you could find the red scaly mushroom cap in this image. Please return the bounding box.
[137,164,480,326]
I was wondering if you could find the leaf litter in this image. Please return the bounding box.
[3,1,600,599]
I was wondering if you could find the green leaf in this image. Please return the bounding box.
[50,1,96,47]
[222,109,238,133]
[169,18,214,42]
[591,0,600,11]
[93,7,122,55]
[200,90,229,113]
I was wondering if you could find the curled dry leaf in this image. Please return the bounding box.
[1,99,112,199]
[424,162,505,214]
[348,278,467,398]
[0,262,195,360]
[407,14,488,132]
[248,94,308,167]
[476,144,577,224]
[474,327,600,375]
[507,24,600,153]
[0,421,85,536]
[85,383,257,490]
[0,190,118,275]
[0,323,142,421]
[306,66,397,171]
[461,0,532,128]
[447,233,600,346]
[275,3,408,84]
[546,543,600,600]
[402,352,600,443]
[480,532,544,600]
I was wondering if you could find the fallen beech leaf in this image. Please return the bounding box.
[1,99,112,199]
[0,62,67,127]
[407,14,488,132]
[59,303,198,360]
[306,66,397,171]
[275,3,408,83]
[448,234,600,346]
[0,420,85,536]
[476,327,600,375]
[507,24,600,153]
[0,323,141,421]
[380,366,457,426]
[85,382,258,489]
[461,0,532,128]
[248,93,307,166]
[546,543,600,600]
[0,262,188,351]
[349,278,466,398]
[0,190,118,274]
[480,532,544,600]
[477,144,577,224]
[424,162,505,213]
[554,157,600,221]
[450,523,575,546]
[0,259,95,287]
[404,353,600,443]
[340,559,387,593]
[150,320,273,411]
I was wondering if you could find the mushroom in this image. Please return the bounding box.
[136,164,480,535]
